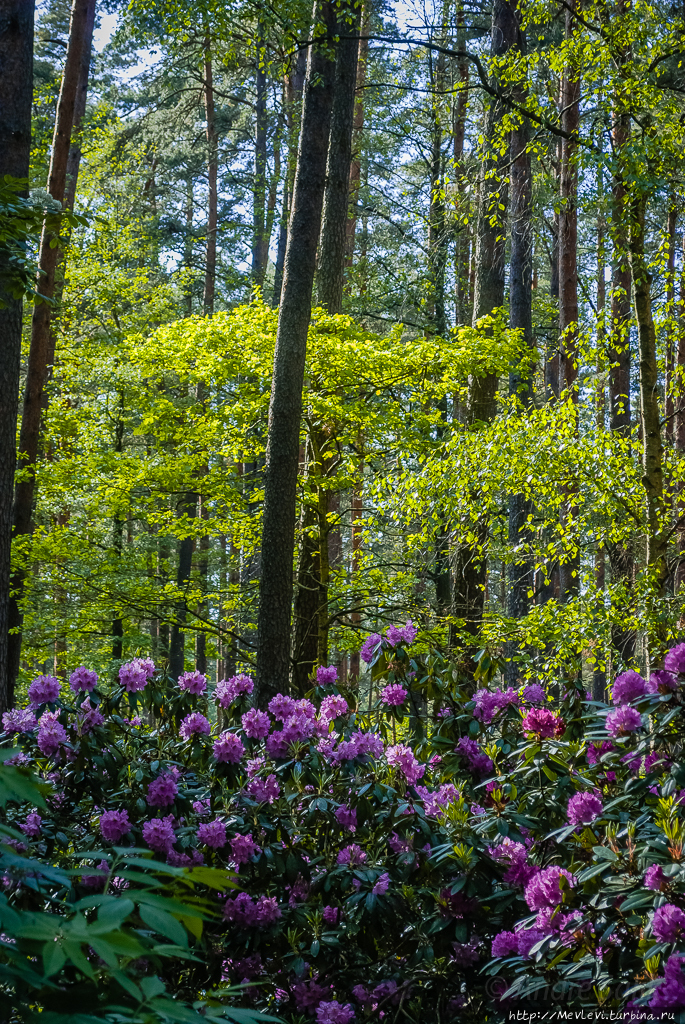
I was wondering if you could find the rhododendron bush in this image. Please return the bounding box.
[3,633,685,1019]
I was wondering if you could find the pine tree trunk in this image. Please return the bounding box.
[272,50,306,306]
[316,0,361,311]
[255,1,336,707]
[252,22,268,290]
[169,491,198,680]
[7,0,95,701]
[593,164,607,701]
[344,3,370,266]
[203,35,217,315]
[666,202,677,444]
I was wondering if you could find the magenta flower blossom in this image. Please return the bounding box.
[81,860,109,889]
[317,665,338,685]
[316,1001,355,1024]
[28,675,60,706]
[178,670,207,694]
[245,774,280,803]
[567,791,603,826]
[455,737,494,775]
[2,707,37,734]
[224,892,281,928]
[586,740,613,765]
[372,872,390,895]
[142,815,176,854]
[524,866,575,912]
[241,707,270,739]
[647,670,678,694]
[320,694,349,720]
[472,687,518,724]
[179,712,211,741]
[521,707,559,738]
[645,865,668,891]
[492,930,519,957]
[37,711,68,756]
[197,819,227,848]
[335,806,357,831]
[213,731,245,763]
[119,658,154,692]
[665,643,685,676]
[69,667,98,693]
[386,620,417,647]
[652,904,685,943]
[488,838,537,887]
[20,812,42,838]
[415,783,459,818]
[230,832,261,864]
[612,670,647,704]
[386,743,425,784]
[380,683,407,707]
[337,844,367,868]
[360,633,383,664]
[517,928,546,958]
[147,774,178,807]
[215,673,254,707]
[267,693,297,720]
[77,699,105,733]
[650,954,685,1009]
[606,706,642,737]
[521,683,545,704]
[100,808,132,842]
[323,905,339,925]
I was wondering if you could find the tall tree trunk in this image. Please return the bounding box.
[450,0,516,668]
[593,161,608,701]
[675,231,685,593]
[169,491,197,680]
[453,0,470,327]
[203,34,218,315]
[666,201,677,444]
[505,13,534,685]
[272,50,306,307]
[252,22,268,290]
[7,0,95,701]
[344,2,370,267]
[316,0,361,311]
[631,192,666,603]
[255,0,337,707]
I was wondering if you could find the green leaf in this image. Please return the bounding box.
[139,904,188,946]
[42,939,67,977]
[92,897,135,933]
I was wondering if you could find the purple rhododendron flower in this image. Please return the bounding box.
[606,706,642,737]
[37,711,68,756]
[521,683,545,704]
[645,865,668,891]
[586,740,613,765]
[317,665,338,684]
[517,928,546,958]
[119,658,154,692]
[77,699,105,733]
[415,782,459,818]
[664,644,685,676]
[224,892,281,928]
[492,930,519,957]
[472,686,518,725]
[567,791,603,826]
[521,707,560,738]
[650,955,685,1009]
[213,731,245,763]
[335,806,357,831]
[28,675,60,706]
[179,712,211,741]
[647,670,678,694]
[385,620,417,647]
[215,673,254,707]
[372,872,390,895]
[246,774,280,803]
[380,683,407,706]
[197,819,227,848]
[360,633,383,664]
[147,774,178,807]
[69,667,98,693]
[81,860,109,889]
[323,905,339,925]
[230,832,261,864]
[455,736,494,775]
[142,815,176,854]
[652,904,685,943]
[315,1000,355,1024]
[386,743,425,783]
[612,670,647,704]
[20,812,42,838]
[242,707,270,739]
[337,844,367,868]
[100,809,132,842]
[488,838,537,887]
[524,866,575,911]
[320,694,349,720]
[178,670,207,694]
[2,708,37,734]
[452,939,481,965]
[267,693,297,720]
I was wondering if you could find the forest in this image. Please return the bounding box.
[2,0,685,1018]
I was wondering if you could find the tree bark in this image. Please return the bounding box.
[203,34,217,315]
[344,3,369,267]
[7,0,95,703]
[169,491,198,680]
[252,22,268,290]
[0,0,33,715]
[272,49,306,307]
[316,0,361,311]
[666,202,677,444]
[254,1,336,707]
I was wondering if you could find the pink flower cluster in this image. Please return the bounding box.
[524,865,575,913]
[567,791,603,826]
[455,736,494,775]
[380,683,407,707]
[315,1001,355,1024]
[360,633,383,664]
[265,696,318,757]
[37,711,68,756]
[20,812,42,838]
[472,686,518,725]
[385,620,417,646]
[318,730,384,763]
[415,783,459,818]
[142,815,176,854]
[77,699,104,733]
[652,904,685,943]
[2,707,37,734]
[213,731,245,762]
[521,707,562,739]
[179,712,211,741]
[178,670,207,694]
[335,806,357,831]
[223,892,281,928]
[319,694,349,720]
[612,670,647,704]
[119,658,155,692]
[664,643,685,676]
[651,955,685,1008]
[28,675,60,706]
[197,819,226,848]
[606,706,642,737]
[521,683,545,704]
[491,928,546,959]
[316,665,338,684]
[231,832,261,864]
[100,808,132,842]
[215,673,254,707]
[69,667,98,693]
[372,871,390,895]
[245,774,280,804]
[487,839,537,888]
[147,774,178,807]
[242,707,270,739]
[386,743,425,784]
[337,843,367,867]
